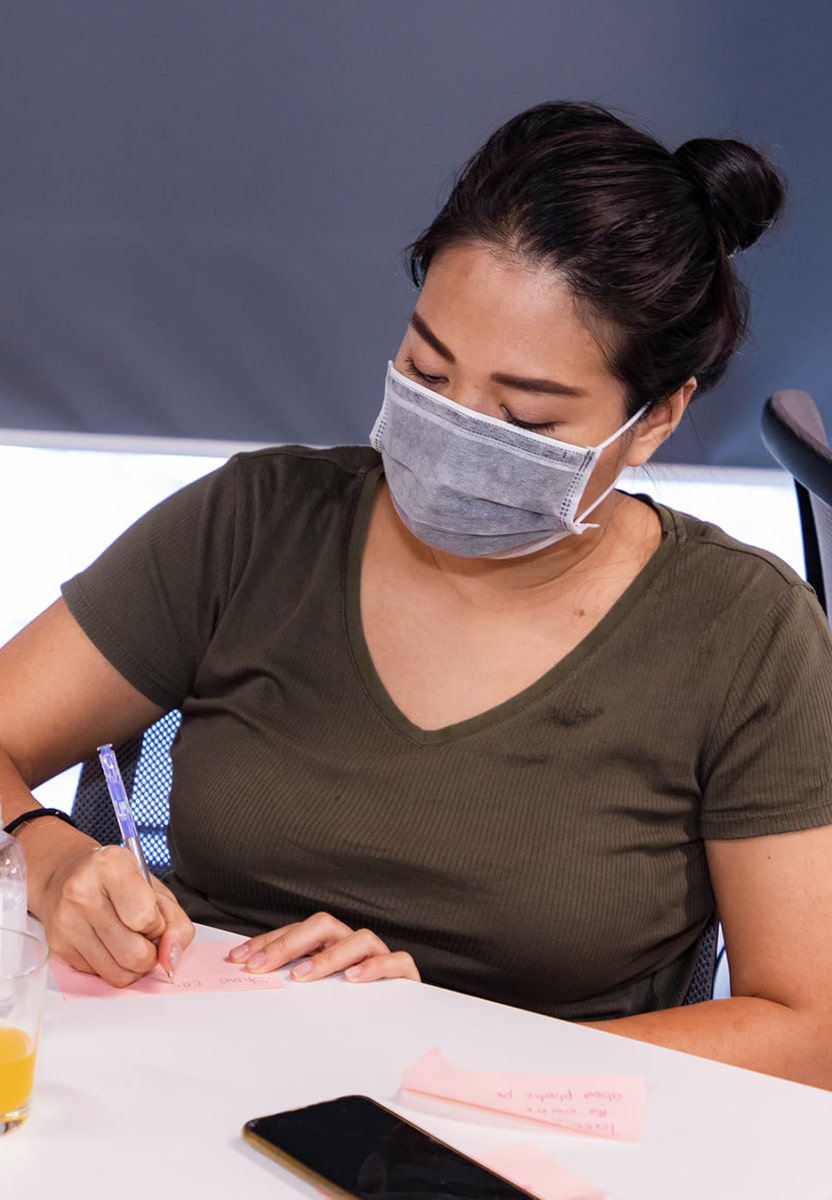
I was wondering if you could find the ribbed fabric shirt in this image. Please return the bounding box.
[62,446,832,1019]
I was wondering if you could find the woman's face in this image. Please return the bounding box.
[395,241,630,438]
[393,242,681,504]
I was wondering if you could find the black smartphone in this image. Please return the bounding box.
[242,1094,536,1198]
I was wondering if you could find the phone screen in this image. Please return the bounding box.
[243,1094,535,1198]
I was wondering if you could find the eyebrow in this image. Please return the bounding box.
[410,310,455,362]
[409,310,588,399]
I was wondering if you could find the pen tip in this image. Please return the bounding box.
[167,969,175,982]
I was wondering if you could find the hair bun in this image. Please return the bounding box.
[674,138,786,254]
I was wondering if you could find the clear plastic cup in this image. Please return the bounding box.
[0,928,49,1135]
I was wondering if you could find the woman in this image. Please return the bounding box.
[4,101,832,1087]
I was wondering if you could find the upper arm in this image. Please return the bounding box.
[0,459,246,788]
[0,598,164,787]
[706,825,832,1013]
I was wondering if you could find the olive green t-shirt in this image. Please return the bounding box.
[62,446,832,1019]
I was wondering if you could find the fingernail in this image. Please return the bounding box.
[247,951,267,970]
[291,959,313,980]
[228,941,250,961]
[169,942,182,973]
[345,965,363,981]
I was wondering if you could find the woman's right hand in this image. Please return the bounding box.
[0,599,195,987]
[36,839,195,986]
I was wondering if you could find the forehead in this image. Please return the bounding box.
[416,242,619,388]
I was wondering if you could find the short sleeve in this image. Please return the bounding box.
[61,457,245,709]
[700,582,832,838]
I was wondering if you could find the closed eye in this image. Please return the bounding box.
[501,407,560,434]
[402,356,447,389]
[404,356,560,433]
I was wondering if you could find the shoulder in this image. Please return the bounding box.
[219,443,380,493]
[645,499,818,619]
[165,444,381,528]
[661,503,804,585]
[228,443,380,477]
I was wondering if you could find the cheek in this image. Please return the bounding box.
[584,442,634,499]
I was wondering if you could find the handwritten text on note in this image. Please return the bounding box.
[50,939,284,1000]
[400,1048,643,1142]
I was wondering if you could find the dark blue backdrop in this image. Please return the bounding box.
[0,1,828,465]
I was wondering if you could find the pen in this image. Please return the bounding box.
[97,743,174,981]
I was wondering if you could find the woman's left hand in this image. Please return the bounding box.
[227,911,421,984]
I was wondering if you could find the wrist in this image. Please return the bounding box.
[4,807,78,838]
[13,815,100,917]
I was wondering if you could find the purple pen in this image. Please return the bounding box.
[96,743,153,885]
[97,743,174,981]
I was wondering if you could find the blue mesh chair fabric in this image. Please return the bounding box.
[72,710,181,877]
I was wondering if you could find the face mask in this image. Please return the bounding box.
[370,362,647,559]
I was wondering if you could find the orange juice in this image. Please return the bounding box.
[0,1026,36,1114]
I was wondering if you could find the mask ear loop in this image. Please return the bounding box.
[572,404,650,527]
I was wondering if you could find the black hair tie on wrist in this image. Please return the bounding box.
[3,808,78,837]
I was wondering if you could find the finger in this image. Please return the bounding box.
[228,921,307,962]
[48,944,95,977]
[84,845,167,939]
[289,928,392,982]
[152,882,196,978]
[241,912,355,973]
[55,847,163,983]
[50,907,157,987]
[344,951,421,984]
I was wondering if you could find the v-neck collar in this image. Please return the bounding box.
[345,465,676,746]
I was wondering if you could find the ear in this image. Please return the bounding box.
[625,377,697,468]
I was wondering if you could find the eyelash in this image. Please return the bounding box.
[403,356,559,435]
[403,356,446,389]
[502,411,560,435]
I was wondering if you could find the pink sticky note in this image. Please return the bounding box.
[480,1143,606,1200]
[400,1048,644,1142]
[50,939,284,1000]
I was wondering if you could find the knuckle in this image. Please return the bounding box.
[62,871,95,905]
[310,942,335,963]
[240,934,266,952]
[310,911,349,934]
[356,927,386,950]
[110,967,145,988]
[120,939,156,975]
[90,845,121,870]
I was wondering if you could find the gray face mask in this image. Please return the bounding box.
[370,362,647,559]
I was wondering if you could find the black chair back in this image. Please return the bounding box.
[761,389,832,617]
[682,917,719,1005]
[72,710,182,877]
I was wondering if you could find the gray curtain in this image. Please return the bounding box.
[0,0,829,466]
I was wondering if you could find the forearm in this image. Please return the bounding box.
[0,746,99,915]
[586,996,832,1090]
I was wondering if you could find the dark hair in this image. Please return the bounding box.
[407,101,786,412]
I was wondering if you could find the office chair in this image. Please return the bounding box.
[71,709,182,877]
[682,917,720,1004]
[761,389,832,618]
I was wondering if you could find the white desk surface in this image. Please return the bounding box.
[5,925,832,1199]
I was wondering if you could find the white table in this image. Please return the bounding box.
[5,925,832,1199]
